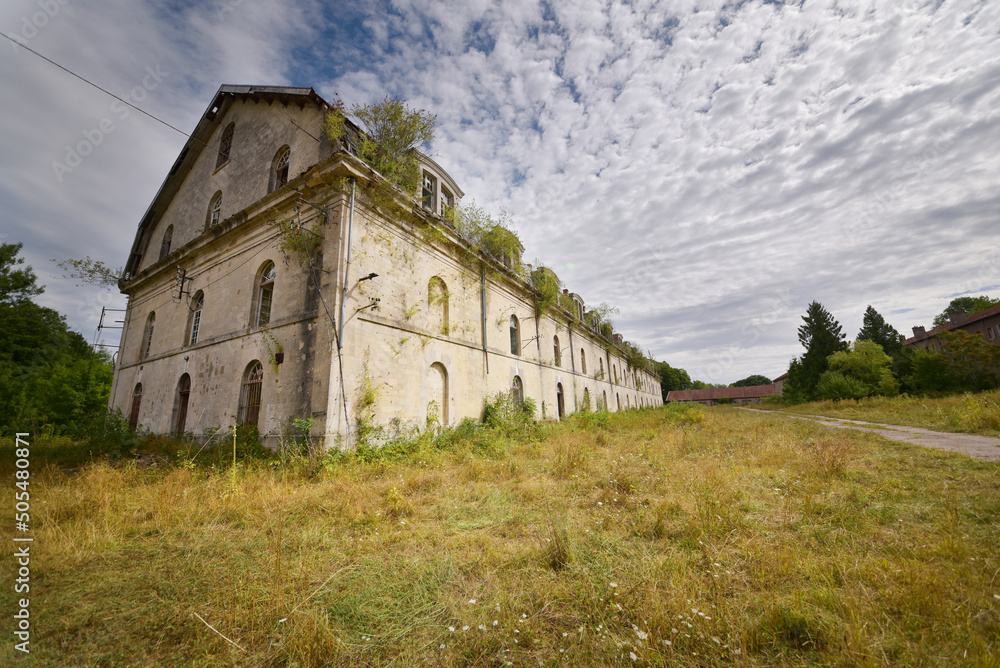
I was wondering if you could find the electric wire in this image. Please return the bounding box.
[2,33,331,214]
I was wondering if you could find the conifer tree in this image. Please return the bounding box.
[857,305,902,355]
[784,301,847,401]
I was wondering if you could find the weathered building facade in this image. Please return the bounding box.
[109,85,662,444]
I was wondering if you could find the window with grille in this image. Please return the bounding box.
[189,292,204,345]
[142,313,155,359]
[238,361,264,427]
[269,147,290,193]
[256,262,275,326]
[512,375,524,404]
[208,192,222,227]
[217,123,234,168]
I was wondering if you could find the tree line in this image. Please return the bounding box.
[783,298,1000,402]
[0,243,121,440]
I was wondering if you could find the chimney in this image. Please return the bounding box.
[912,326,926,337]
[948,310,966,325]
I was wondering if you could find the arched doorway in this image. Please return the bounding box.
[428,362,449,426]
[174,374,191,434]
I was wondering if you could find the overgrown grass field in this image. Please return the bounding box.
[772,389,1000,436]
[3,405,999,666]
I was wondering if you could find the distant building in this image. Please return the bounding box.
[666,384,776,407]
[904,305,1000,352]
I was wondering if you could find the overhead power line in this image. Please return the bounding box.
[2,33,330,211]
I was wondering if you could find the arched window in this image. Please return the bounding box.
[556,383,565,419]
[553,335,561,367]
[580,348,587,374]
[254,261,276,326]
[428,362,449,426]
[142,312,155,360]
[158,225,173,261]
[509,315,520,356]
[582,387,591,412]
[602,390,608,411]
[217,122,234,168]
[613,365,619,384]
[599,358,604,379]
[188,291,204,345]
[428,276,449,335]
[174,374,191,434]
[208,191,223,227]
[129,383,142,431]
[237,361,264,427]
[617,393,621,411]
[269,146,290,193]
[511,375,524,404]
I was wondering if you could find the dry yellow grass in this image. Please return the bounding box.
[2,405,999,666]
[775,389,1000,436]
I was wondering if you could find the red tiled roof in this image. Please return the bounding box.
[666,385,776,402]
[904,303,1000,344]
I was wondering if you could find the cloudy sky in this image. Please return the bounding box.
[2,0,998,384]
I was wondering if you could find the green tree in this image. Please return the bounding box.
[0,242,44,303]
[0,244,114,436]
[731,374,771,387]
[857,305,902,356]
[815,340,898,400]
[325,96,436,202]
[937,330,1000,391]
[53,256,122,289]
[783,301,848,401]
[904,349,957,394]
[932,295,1000,328]
[654,361,691,401]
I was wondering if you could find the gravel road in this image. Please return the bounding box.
[740,408,1000,462]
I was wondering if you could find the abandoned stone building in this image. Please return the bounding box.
[108,84,663,444]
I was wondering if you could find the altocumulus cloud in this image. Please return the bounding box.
[2,0,998,382]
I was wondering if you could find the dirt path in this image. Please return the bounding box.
[740,408,1000,462]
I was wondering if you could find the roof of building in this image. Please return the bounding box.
[904,303,1000,345]
[666,385,776,402]
[123,85,333,281]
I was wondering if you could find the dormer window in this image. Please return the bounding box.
[422,172,436,211]
[441,186,454,214]
[216,122,234,168]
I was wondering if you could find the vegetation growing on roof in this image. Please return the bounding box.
[529,265,562,317]
[324,96,436,214]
